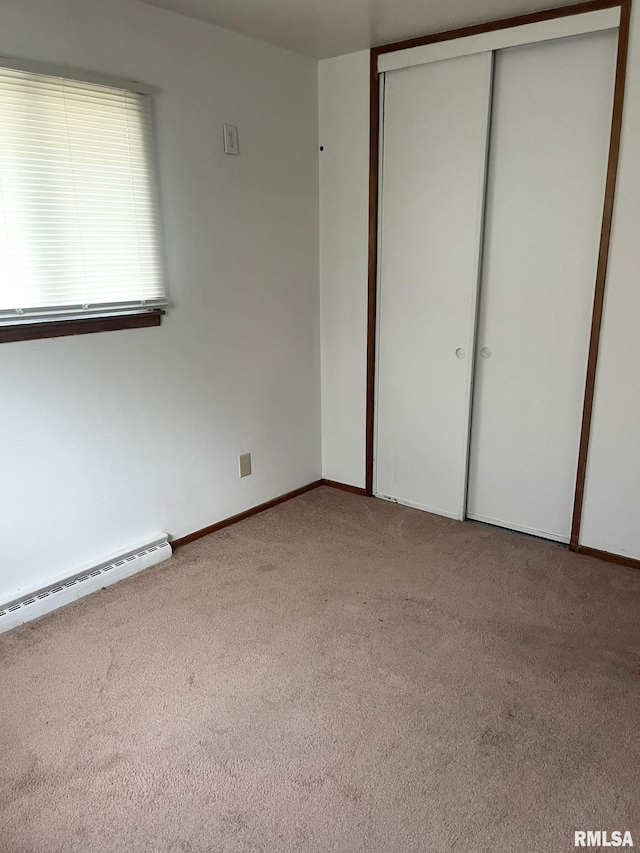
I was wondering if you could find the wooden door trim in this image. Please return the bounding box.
[366,46,380,496]
[570,0,632,548]
[366,0,631,558]
[372,0,621,60]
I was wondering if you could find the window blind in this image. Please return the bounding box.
[0,65,166,325]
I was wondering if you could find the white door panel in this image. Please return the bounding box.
[375,53,493,518]
[466,31,618,541]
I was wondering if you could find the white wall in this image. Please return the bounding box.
[0,0,321,602]
[319,10,640,561]
[318,51,370,488]
[580,3,640,560]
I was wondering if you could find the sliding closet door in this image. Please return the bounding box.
[375,53,492,518]
[466,30,618,541]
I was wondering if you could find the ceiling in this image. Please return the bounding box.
[139,0,587,59]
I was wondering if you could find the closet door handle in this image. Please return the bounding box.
[481,347,492,359]
[455,348,466,359]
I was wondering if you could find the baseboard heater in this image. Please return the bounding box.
[0,534,172,634]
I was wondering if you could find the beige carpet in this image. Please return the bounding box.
[1,487,639,853]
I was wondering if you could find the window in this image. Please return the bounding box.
[0,61,166,341]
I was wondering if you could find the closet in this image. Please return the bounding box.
[374,10,619,542]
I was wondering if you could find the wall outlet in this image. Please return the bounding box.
[239,452,251,478]
[224,124,239,155]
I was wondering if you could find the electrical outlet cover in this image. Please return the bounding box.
[224,124,239,155]
[239,452,251,477]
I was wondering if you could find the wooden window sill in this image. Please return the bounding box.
[0,310,164,344]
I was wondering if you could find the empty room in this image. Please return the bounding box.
[1,0,639,850]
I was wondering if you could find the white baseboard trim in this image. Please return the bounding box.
[0,534,172,634]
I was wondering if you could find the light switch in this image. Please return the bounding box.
[224,124,239,155]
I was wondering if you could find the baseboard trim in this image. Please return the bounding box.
[322,479,368,496]
[171,480,324,550]
[576,545,640,571]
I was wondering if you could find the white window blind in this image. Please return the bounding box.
[0,64,166,325]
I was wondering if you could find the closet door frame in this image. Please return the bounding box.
[366,0,632,557]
